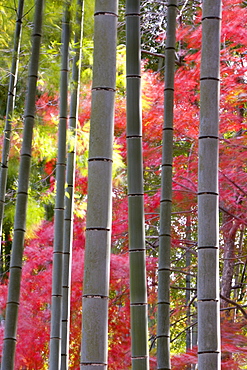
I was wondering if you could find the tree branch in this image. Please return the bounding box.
[219,169,247,198]
[220,294,247,319]
[141,49,183,66]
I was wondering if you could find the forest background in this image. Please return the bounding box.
[0,0,247,369]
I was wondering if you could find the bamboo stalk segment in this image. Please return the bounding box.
[86,161,113,228]
[89,90,115,159]
[130,305,149,356]
[81,297,108,364]
[83,230,111,296]
[198,248,219,300]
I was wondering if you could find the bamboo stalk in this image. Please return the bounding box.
[0,0,24,276]
[198,1,222,368]
[0,1,44,369]
[186,215,192,353]
[61,1,84,369]
[126,1,149,369]
[157,1,177,369]
[80,1,118,369]
[49,2,70,369]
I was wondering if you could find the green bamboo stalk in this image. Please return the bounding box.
[157,1,177,369]
[0,0,24,275]
[198,1,222,368]
[49,2,71,369]
[126,1,149,369]
[80,1,118,369]
[0,1,44,369]
[61,1,84,369]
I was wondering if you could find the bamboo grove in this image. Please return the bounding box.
[0,0,247,369]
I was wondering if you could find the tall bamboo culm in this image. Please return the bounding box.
[49,2,70,369]
[61,1,84,369]
[185,215,192,354]
[198,1,222,369]
[0,0,24,274]
[80,1,118,369]
[0,1,44,369]
[126,1,149,369]
[157,2,177,369]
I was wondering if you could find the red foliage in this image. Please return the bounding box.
[36,93,59,126]
[0,218,132,369]
[1,0,247,368]
[171,319,247,370]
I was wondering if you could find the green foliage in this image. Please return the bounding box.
[80,39,93,83]
[33,121,59,161]
[0,0,95,117]
[26,197,45,238]
[116,44,126,93]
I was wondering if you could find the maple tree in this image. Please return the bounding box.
[0,0,247,369]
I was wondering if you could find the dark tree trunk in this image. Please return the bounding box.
[221,212,239,309]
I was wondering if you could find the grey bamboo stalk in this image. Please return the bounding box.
[186,215,192,353]
[0,0,24,273]
[80,1,118,369]
[126,1,149,369]
[157,1,177,369]
[192,297,198,361]
[49,2,70,369]
[198,1,222,369]
[0,1,44,369]
[185,216,196,370]
[61,1,84,369]
[191,312,197,370]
